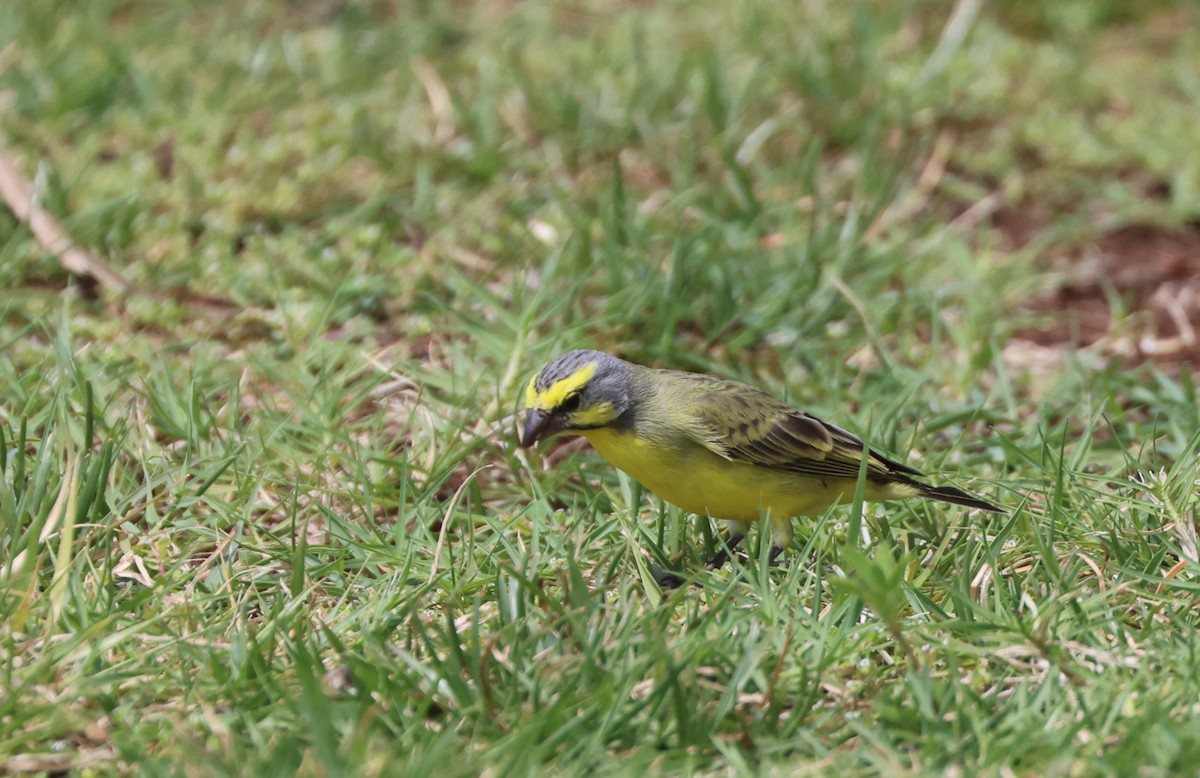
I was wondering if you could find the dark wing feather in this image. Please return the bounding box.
[815,417,925,478]
[683,376,920,483]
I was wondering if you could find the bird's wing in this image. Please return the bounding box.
[681,377,922,481]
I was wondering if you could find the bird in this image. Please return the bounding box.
[519,349,1000,578]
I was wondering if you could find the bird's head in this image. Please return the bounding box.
[520,350,634,447]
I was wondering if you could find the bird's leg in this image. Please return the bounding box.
[705,530,745,570]
[657,522,749,588]
[766,516,793,567]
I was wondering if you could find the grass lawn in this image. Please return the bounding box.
[2,0,1199,774]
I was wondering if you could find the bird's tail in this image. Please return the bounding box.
[917,483,1001,513]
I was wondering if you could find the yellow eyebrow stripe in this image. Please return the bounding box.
[524,374,540,409]
[526,363,596,411]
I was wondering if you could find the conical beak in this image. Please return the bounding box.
[520,409,562,447]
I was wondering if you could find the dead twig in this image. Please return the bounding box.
[0,152,130,293]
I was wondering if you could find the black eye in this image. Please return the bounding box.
[559,393,582,414]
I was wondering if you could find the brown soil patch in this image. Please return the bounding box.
[1012,224,1200,368]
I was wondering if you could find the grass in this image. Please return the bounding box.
[2,0,1200,774]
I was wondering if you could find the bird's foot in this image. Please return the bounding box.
[704,548,730,570]
[652,568,691,589]
[705,534,745,571]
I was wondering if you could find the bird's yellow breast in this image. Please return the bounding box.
[581,427,873,520]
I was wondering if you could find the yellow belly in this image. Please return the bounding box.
[581,427,863,520]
